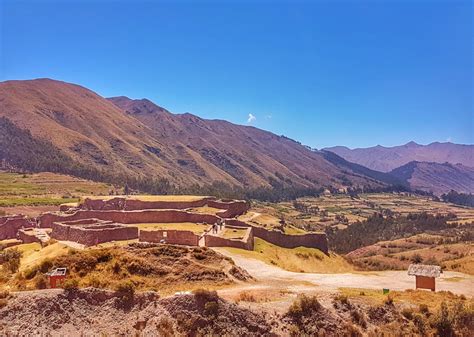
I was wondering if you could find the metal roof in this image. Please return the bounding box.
[407,264,441,278]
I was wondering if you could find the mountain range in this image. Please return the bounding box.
[0,78,472,196]
[325,142,474,172]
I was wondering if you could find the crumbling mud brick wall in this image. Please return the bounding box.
[225,219,329,254]
[139,229,199,246]
[50,219,138,246]
[39,210,220,228]
[204,226,254,250]
[0,215,36,240]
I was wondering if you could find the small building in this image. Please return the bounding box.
[46,267,67,288]
[407,264,441,291]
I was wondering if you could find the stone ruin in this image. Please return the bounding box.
[1,196,329,254]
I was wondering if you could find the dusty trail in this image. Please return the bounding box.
[214,248,474,297]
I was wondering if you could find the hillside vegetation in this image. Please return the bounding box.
[4,244,250,294]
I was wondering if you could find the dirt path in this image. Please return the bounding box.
[214,248,474,297]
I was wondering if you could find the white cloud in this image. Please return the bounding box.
[446,137,452,142]
[265,114,272,119]
[247,113,256,123]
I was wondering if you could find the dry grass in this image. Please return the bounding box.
[83,195,207,202]
[224,238,354,273]
[8,242,69,272]
[129,222,210,234]
[221,228,248,239]
[339,287,470,311]
[8,245,243,295]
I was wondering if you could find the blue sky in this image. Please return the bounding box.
[1,0,472,148]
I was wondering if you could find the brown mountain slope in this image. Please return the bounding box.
[108,96,383,188]
[390,161,474,195]
[0,78,384,190]
[325,141,474,172]
[0,79,174,179]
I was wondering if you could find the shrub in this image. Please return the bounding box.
[334,293,350,306]
[115,281,135,303]
[23,267,38,280]
[287,295,322,321]
[0,290,9,299]
[39,259,53,273]
[401,307,414,320]
[236,291,257,303]
[34,274,48,289]
[193,288,218,304]
[63,278,79,292]
[431,302,454,337]
[411,253,423,264]
[413,314,426,334]
[384,295,394,306]
[2,248,22,273]
[419,304,430,315]
[204,301,219,317]
[0,298,7,308]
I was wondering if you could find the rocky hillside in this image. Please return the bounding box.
[0,78,385,191]
[390,161,474,195]
[325,141,474,172]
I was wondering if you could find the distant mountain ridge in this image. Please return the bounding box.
[389,161,474,195]
[325,141,474,172]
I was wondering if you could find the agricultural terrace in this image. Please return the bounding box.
[242,193,474,233]
[0,171,112,216]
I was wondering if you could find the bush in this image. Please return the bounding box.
[287,295,322,321]
[34,274,48,289]
[23,267,38,280]
[0,298,7,308]
[1,248,22,273]
[193,289,218,305]
[401,307,414,320]
[39,259,53,273]
[115,281,135,303]
[334,293,350,306]
[384,295,394,306]
[204,301,219,317]
[63,278,79,292]
[411,253,423,264]
[419,304,430,315]
[431,302,454,337]
[413,314,426,334]
[236,291,257,303]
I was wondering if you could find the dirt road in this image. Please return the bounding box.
[215,249,474,297]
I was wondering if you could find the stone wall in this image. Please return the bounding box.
[17,229,41,244]
[207,200,249,218]
[139,229,199,246]
[39,210,220,228]
[0,215,35,240]
[225,219,328,254]
[77,197,249,218]
[50,220,138,246]
[204,226,254,250]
